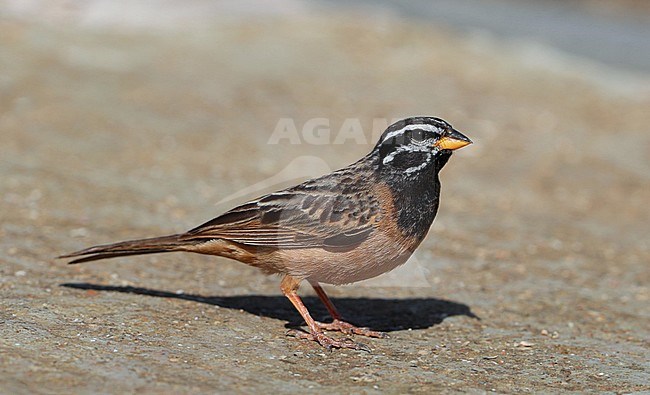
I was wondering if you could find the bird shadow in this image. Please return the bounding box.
[60,282,479,332]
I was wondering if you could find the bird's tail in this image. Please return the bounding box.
[59,234,190,264]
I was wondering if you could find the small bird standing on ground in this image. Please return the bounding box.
[60,116,471,350]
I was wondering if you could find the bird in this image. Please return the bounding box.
[60,116,472,350]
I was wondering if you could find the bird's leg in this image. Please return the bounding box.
[309,281,387,339]
[281,275,369,351]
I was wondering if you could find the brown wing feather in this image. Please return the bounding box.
[181,171,381,249]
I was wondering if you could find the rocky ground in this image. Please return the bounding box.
[1,2,649,393]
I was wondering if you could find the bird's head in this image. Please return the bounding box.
[374,116,472,175]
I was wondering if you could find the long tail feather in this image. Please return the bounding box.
[59,234,188,264]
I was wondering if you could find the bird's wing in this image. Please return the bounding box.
[181,183,381,249]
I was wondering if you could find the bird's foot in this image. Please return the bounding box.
[315,319,387,339]
[286,329,370,352]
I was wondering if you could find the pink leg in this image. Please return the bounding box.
[281,275,370,350]
[309,281,387,339]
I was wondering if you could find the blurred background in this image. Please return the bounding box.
[1,0,649,393]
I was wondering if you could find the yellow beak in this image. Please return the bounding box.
[434,129,472,150]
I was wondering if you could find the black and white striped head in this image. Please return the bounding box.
[374,116,471,176]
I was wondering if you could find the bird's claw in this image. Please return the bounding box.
[315,319,388,339]
[286,329,371,352]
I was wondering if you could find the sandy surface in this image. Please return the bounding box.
[1,4,649,393]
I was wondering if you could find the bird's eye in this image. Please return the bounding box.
[410,130,426,143]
